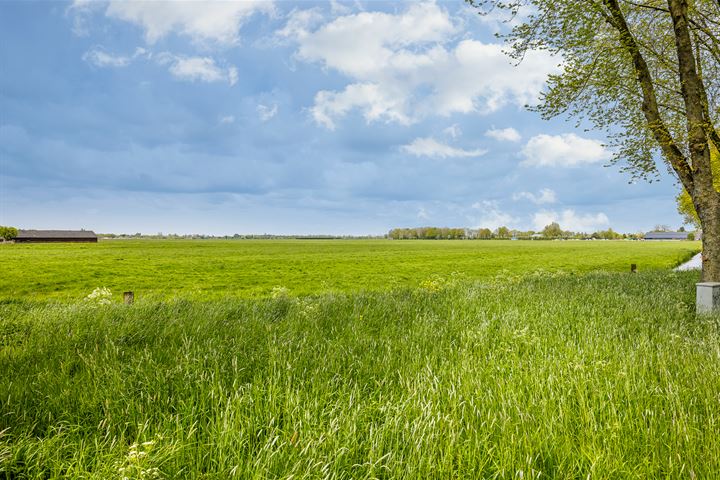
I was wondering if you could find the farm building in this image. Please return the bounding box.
[643,231,689,240]
[15,230,98,243]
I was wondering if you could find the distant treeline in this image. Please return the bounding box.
[98,233,385,240]
[388,224,652,240]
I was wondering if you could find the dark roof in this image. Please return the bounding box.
[644,231,688,240]
[16,229,97,239]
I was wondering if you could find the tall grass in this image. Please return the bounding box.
[2,271,719,478]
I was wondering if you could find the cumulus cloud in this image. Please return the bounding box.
[471,200,518,230]
[312,83,412,129]
[281,2,559,129]
[257,103,279,122]
[98,0,275,46]
[532,209,610,232]
[513,188,557,205]
[521,133,610,167]
[485,127,521,142]
[401,137,487,159]
[157,54,238,85]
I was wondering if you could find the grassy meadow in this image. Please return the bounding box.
[1,239,717,478]
[0,239,700,300]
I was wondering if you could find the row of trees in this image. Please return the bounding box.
[388,224,664,241]
[388,228,467,240]
[0,226,17,241]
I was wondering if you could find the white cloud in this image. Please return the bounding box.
[401,137,487,159]
[82,48,131,68]
[485,127,521,142]
[521,133,610,167]
[82,46,149,68]
[100,0,275,46]
[417,206,430,220]
[257,103,279,121]
[532,209,610,232]
[443,124,462,139]
[158,54,238,85]
[312,83,411,129]
[329,0,352,16]
[219,115,235,124]
[68,0,104,36]
[513,188,557,205]
[471,200,517,230]
[82,47,237,86]
[276,8,325,41]
[281,2,559,129]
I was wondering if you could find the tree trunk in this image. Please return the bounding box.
[699,192,720,281]
[667,0,720,282]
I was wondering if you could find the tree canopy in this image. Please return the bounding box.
[0,226,18,241]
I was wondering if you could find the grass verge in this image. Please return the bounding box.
[1,271,718,478]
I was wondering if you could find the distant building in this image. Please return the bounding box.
[15,230,98,243]
[644,231,688,241]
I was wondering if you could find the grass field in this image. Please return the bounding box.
[1,240,716,478]
[0,239,700,300]
[2,271,719,478]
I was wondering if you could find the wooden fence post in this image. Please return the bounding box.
[124,291,134,305]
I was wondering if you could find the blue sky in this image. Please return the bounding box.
[0,0,686,235]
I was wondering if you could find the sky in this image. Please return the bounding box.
[0,0,688,236]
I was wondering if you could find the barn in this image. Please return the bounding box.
[15,230,98,243]
[643,231,689,241]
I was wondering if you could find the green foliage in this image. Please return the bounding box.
[388,227,465,239]
[476,227,493,239]
[1,272,718,478]
[495,226,511,238]
[542,222,563,238]
[592,228,622,240]
[0,240,699,300]
[0,226,18,241]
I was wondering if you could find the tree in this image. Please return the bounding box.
[468,0,720,281]
[496,226,511,239]
[677,144,720,227]
[0,226,18,241]
[543,222,563,238]
[654,224,672,232]
[477,228,493,239]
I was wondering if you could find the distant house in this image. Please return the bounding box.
[15,230,98,243]
[644,231,688,241]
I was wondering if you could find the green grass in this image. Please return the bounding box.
[1,271,719,478]
[0,239,700,300]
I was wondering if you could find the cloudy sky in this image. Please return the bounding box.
[0,0,686,235]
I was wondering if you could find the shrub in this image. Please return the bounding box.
[0,226,18,241]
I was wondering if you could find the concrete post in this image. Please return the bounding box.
[696,283,720,314]
[124,291,134,305]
